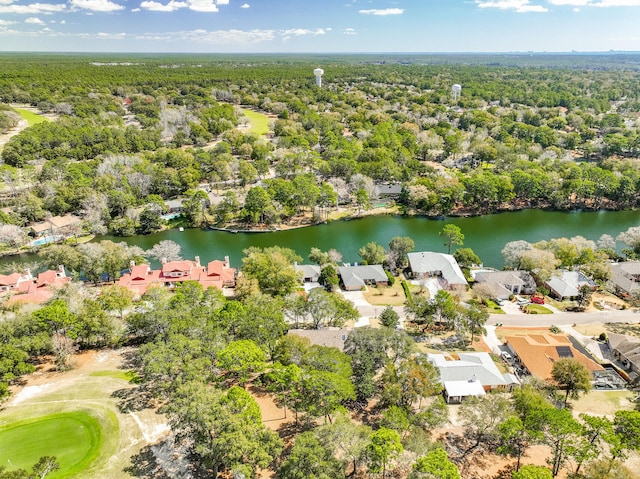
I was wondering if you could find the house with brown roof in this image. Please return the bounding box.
[30,214,81,238]
[504,333,604,381]
[118,256,236,298]
[608,333,640,375]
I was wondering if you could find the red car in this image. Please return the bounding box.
[531,296,545,304]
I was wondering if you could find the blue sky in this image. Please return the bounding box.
[0,0,639,53]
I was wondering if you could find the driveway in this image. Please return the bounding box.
[339,289,405,328]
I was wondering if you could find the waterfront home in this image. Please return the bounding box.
[118,256,236,298]
[338,264,388,291]
[544,270,598,300]
[295,264,322,283]
[7,265,69,305]
[0,269,33,292]
[29,214,81,238]
[473,270,535,299]
[609,261,640,298]
[407,251,468,291]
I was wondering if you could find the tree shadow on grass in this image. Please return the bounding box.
[112,385,157,413]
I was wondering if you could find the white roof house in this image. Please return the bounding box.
[407,252,468,290]
[428,352,519,403]
[443,380,486,403]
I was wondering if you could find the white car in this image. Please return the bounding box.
[500,351,513,362]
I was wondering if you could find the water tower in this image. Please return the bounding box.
[314,68,324,87]
[451,83,462,101]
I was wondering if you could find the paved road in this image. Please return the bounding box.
[488,309,640,327]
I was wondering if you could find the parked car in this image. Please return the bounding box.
[495,298,504,306]
[500,351,513,362]
[531,296,545,304]
[516,297,530,305]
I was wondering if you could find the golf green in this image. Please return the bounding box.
[0,411,102,478]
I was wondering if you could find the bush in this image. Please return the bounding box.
[549,325,562,334]
[385,270,395,286]
[599,332,607,341]
[401,280,411,299]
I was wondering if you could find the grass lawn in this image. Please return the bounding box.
[241,109,270,136]
[522,304,553,314]
[571,390,636,416]
[0,411,102,478]
[363,282,406,306]
[90,370,140,383]
[16,108,50,126]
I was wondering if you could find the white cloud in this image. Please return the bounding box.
[359,8,404,15]
[140,0,187,11]
[0,2,67,14]
[343,27,357,35]
[240,2,249,8]
[547,0,590,4]
[475,1,548,12]
[188,0,219,12]
[140,0,227,12]
[25,16,44,23]
[0,18,16,24]
[281,27,327,42]
[131,6,140,10]
[69,0,125,12]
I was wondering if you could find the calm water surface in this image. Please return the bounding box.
[98,209,640,269]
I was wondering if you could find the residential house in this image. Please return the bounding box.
[288,328,352,352]
[407,251,468,291]
[545,270,598,300]
[608,333,640,375]
[295,264,322,283]
[338,264,388,291]
[610,261,640,298]
[473,270,535,300]
[504,333,604,381]
[0,269,33,293]
[428,352,519,403]
[118,256,236,298]
[374,183,403,199]
[30,214,81,238]
[7,265,70,305]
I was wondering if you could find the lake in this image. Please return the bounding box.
[97,209,640,269]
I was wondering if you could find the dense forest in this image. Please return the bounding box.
[1,53,640,239]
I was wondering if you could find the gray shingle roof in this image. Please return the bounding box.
[610,262,640,296]
[338,264,388,289]
[545,270,597,299]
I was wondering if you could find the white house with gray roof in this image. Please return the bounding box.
[407,252,468,291]
[610,261,640,298]
[428,352,519,403]
[295,264,322,283]
[473,270,535,299]
[545,270,598,300]
[338,265,388,291]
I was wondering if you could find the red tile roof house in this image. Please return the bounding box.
[6,265,70,305]
[0,269,33,293]
[118,256,236,298]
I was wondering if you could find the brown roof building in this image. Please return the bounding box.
[505,333,604,380]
